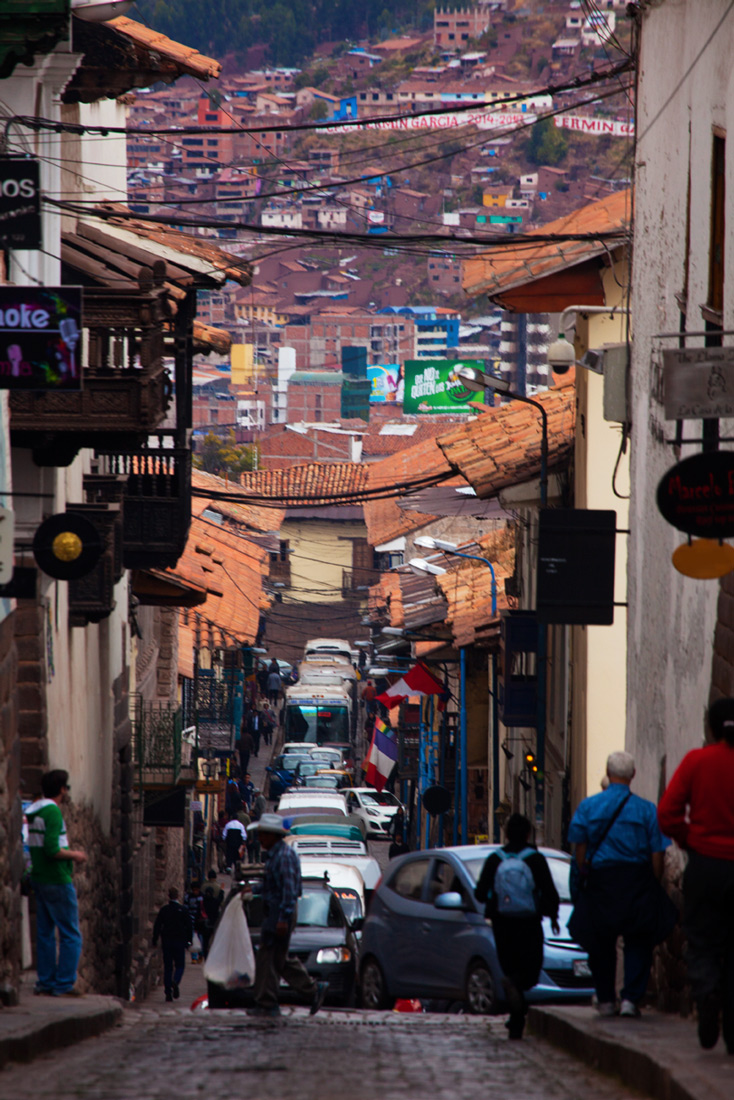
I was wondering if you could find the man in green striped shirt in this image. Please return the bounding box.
[26,770,87,996]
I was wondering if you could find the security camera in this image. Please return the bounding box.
[547,335,576,375]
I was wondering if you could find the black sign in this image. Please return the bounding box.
[0,159,41,249]
[537,509,616,626]
[657,452,734,538]
[0,286,82,390]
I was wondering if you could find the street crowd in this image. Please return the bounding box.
[22,692,734,1055]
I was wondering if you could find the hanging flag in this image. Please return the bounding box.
[375,662,444,708]
[364,719,398,792]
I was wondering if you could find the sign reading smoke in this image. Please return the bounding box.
[0,287,83,390]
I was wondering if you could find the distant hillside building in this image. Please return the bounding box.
[434,7,490,50]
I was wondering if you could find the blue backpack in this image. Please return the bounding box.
[494,847,538,916]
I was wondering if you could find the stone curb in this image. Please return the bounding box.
[0,998,123,1071]
[527,1006,733,1100]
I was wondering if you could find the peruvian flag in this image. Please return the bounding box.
[364,719,398,792]
[375,662,444,708]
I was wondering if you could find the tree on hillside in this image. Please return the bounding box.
[526,118,568,167]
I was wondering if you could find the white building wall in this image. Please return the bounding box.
[627,0,734,798]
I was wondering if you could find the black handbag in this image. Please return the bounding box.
[569,790,631,902]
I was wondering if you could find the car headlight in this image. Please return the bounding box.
[366,807,381,816]
[315,947,351,964]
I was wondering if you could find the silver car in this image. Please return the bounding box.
[359,844,593,1013]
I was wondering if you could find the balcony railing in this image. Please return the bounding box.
[93,433,192,570]
[133,696,184,789]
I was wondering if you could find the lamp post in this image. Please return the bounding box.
[452,366,549,840]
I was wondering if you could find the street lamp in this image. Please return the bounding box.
[414,536,497,617]
[451,365,548,840]
[451,366,548,507]
[408,557,447,577]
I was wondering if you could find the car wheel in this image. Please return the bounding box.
[465,960,497,1015]
[360,957,392,1010]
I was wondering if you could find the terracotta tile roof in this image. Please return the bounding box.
[155,516,271,675]
[239,462,368,506]
[192,469,284,533]
[362,416,471,458]
[436,381,576,499]
[462,189,630,300]
[364,435,462,547]
[108,17,221,79]
[368,570,405,630]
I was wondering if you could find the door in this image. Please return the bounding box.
[378,857,432,993]
[412,857,484,998]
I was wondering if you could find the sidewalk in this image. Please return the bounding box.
[529,1004,734,1100]
[0,974,122,1070]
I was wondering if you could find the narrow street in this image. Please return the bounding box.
[0,1008,638,1100]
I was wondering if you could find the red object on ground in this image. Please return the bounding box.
[393,998,422,1013]
[191,994,209,1011]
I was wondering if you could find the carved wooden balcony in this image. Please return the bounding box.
[9,287,173,464]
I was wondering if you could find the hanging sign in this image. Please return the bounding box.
[663,347,734,420]
[656,451,734,538]
[0,159,41,250]
[0,286,82,390]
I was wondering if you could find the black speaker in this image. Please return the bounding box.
[33,512,104,580]
[422,785,452,816]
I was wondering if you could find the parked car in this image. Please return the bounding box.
[346,788,403,838]
[207,870,361,1008]
[288,821,366,843]
[359,845,594,1014]
[298,860,366,923]
[266,752,312,801]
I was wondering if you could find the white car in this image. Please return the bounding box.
[346,788,403,839]
[285,836,381,891]
[297,860,366,923]
[278,790,349,815]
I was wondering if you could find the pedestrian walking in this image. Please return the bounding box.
[261,706,275,747]
[246,813,328,1017]
[27,769,87,997]
[567,751,676,1018]
[239,726,255,777]
[239,772,255,809]
[362,679,377,719]
[201,870,225,958]
[658,696,734,1052]
[266,665,282,708]
[225,775,243,817]
[184,881,206,962]
[152,887,193,1001]
[475,813,560,1039]
[251,788,267,821]
[222,816,248,873]
[250,710,261,757]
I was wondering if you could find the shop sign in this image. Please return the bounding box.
[0,159,41,249]
[663,346,734,420]
[0,286,82,390]
[656,451,734,538]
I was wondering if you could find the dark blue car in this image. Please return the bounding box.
[266,752,311,801]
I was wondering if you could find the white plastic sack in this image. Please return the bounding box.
[203,897,255,990]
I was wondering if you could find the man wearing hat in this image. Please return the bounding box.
[247,813,328,1017]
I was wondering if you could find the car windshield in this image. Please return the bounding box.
[332,888,362,922]
[361,792,399,807]
[304,776,341,789]
[284,705,350,744]
[311,750,342,763]
[296,888,340,927]
[460,853,572,903]
[280,754,310,770]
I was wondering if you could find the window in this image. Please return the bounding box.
[389,858,430,901]
[427,860,470,904]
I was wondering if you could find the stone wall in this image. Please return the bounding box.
[0,611,21,1005]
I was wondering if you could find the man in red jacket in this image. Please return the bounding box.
[658,697,734,1054]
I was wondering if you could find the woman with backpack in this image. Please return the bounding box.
[475,813,560,1039]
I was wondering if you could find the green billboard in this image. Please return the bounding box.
[403,359,485,415]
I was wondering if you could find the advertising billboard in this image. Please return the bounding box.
[0,286,82,390]
[0,158,41,250]
[403,359,484,414]
[367,364,400,403]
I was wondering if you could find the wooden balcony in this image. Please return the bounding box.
[9,286,173,463]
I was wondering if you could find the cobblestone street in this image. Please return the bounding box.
[2,1007,638,1100]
